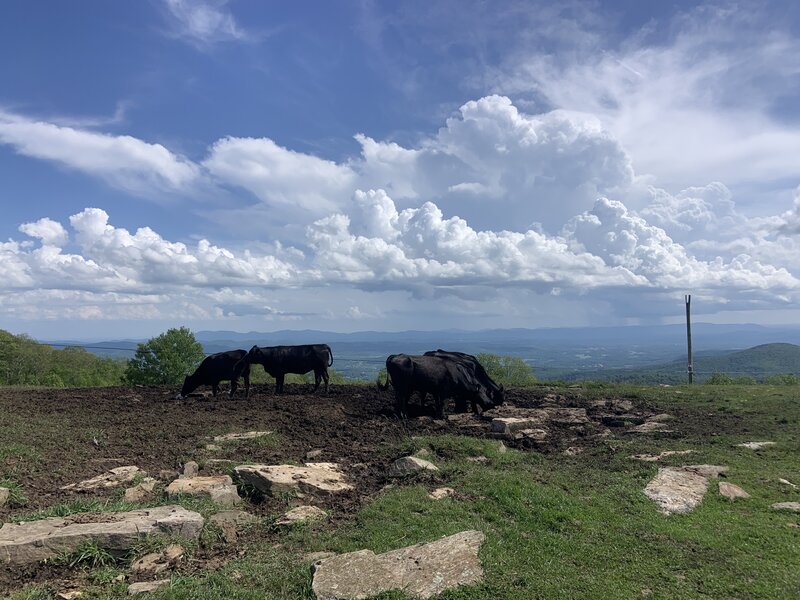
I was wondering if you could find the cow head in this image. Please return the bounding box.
[178,373,197,399]
[492,384,505,406]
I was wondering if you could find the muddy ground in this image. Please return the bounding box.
[0,383,667,594]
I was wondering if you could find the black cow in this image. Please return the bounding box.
[423,350,504,411]
[380,354,495,419]
[235,344,333,394]
[178,349,250,400]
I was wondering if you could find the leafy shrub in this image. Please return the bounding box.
[477,353,537,387]
[705,372,734,385]
[764,373,800,385]
[732,376,757,385]
[124,327,205,385]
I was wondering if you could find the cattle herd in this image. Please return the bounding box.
[177,344,504,418]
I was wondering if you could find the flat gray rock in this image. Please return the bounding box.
[311,530,485,599]
[234,463,352,496]
[644,467,709,514]
[737,441,776,450]
[771,502,800,512]
[0,505,203,565]
[0,487,9,508]
[128,580,170,595]
[630,450,694,462]
[275,505,327,526]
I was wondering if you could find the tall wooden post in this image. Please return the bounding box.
[685,294,693,384]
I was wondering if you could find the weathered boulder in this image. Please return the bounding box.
[490,416,544,435]
[234,463,353,496]
[0,487,9,508]
[275,505,328,526]
[771,502,800,512]
[61,466,145,491]
[388,456,439,477]
[182,461,199,478]
[0,505,203,565]
[128,580,170,596]
[311,530,485,599]
[213,431,271,443]
[719,482,750,500]
[165,475,241,507]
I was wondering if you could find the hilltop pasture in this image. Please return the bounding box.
[0,383,798,599]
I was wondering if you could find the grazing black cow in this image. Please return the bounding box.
[178,349,250,400]
[380,354,495,419]
[423,350,504,411]
[235,344,333,394]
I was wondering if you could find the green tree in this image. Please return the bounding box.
[124,327,205,385]
[705,372,734,385]
[764,373,800,385]
[477,353,537,387]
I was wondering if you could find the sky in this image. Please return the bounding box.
[2,0,800,339]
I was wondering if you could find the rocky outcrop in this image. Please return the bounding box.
[234,463,352,496]
[0,505,203,565]
[311,530,485,599]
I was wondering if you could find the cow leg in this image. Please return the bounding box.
[322,368,329,393]
[229,377,237,399]
[394,390,408,419]
[433,395,446,420]
[313,370,321,392]
[275,374,285,394]
[454,397,468,413]
[244,371,250,400]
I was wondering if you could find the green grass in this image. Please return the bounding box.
[4,384,799,599]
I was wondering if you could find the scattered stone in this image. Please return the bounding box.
[610,399,634,412]
[234,463,353,496]
[306,449,323,460]
[209,510,259,528]
[213,431,271,443]
[182,461,199,477]
[490,416,544,435]
[128,580,170,596]
[205,444,222,452]
[275,505,328,526]
[123,478,157,503]
[648,413,674,422]
[627,421,674,434]
[0,505,203,565]
[778,478,797,489]
[165,475,241,507]
[466,456,488,463]
[563,446,583,456]
[57,592,83,600]
[630,450,694,462]
[644,467,709,514]
[771,502,800,513]
[131,544,184,575]
[311,530,485,600]
[388,456,439,477]
[428,487,455,500]
[60,466,145,491]
[719,482,750,500]
[514,428,548,442]
[0,487,9,509]
[737,441,776,450]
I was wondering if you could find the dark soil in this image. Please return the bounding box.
[0,383,661,594]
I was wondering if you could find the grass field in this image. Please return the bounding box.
[1,383,798,599]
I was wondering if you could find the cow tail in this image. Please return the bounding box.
[326,345,334,367]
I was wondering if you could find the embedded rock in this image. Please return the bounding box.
[128,580,170,596]
[388,456,439,477]
[428,487,455,500]
[182,461,199,478]
[311,530,485,599]
[165,475,241,507]
[0,487,9,509]
[0,505,203,565]
[234,463,352,496]
[61,466,144,491]
[682,465,728,479]
[123,478,157,503]
[737,441,776,450]
[643,467,709,514]
[490,416,544,435]
[630,450,694,462]
[275,505,327,526]
[627,421,674,434]
[719,482,750,500]
[771,502,800,512]
[213,431,271,443]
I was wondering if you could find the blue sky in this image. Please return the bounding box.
[1,0,800,339]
